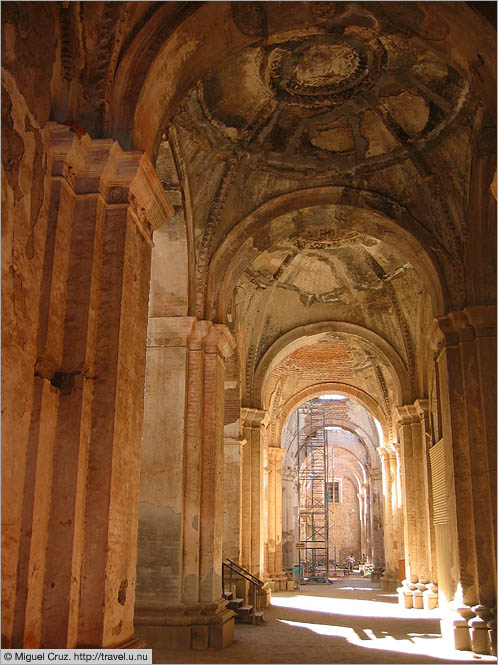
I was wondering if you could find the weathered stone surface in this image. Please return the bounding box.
[2,2,495,658]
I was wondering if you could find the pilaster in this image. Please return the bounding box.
[241,408,269,579]
[223,437,246,564]
[135,318,235,649]
[10,124,173,649]
[433,306,496,654]
[267,447,287,589]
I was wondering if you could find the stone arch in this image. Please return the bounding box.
[207,186,447,323]
[254,321,410,409]
[277,382,388,447]
[291,421,375,471]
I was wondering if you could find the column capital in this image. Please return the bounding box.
[432,306,497,352]
[146,318,235,358]
[377,445,390,459]
[395,405,418,425]
[413,398,429,419]
[268,446,287,465]
[204,323,236,359]
[369,468,383,481]
[48,122,173,245]
[241,408,270,429]
[464,305,497,338]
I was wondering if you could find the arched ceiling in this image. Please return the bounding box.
[154,2,494,420]
[46,0,493,445]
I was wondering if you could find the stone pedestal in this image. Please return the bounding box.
[470,605,493,655]
[4,124,173,649]
[135,317,236,649]
[423,583,439,610]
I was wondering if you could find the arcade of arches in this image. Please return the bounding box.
[1,1,496,659]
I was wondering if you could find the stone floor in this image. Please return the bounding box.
[148,578,497,664]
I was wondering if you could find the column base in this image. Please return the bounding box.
[269,572,292,592]
[440,604,475,651]
[380,570,398,591]
[76,635,147,650]
[423,583,439,610]
[134,599,235,650]
[470,605,493,655]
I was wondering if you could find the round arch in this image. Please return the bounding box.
[207,186,447,323]
[290,421,376,470]
[277,382,388,446]
[255,320,410,408]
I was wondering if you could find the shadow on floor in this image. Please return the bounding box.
[148,603,492,664]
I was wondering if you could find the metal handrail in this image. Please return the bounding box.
[222,559,264,621]
[224,558,263,587]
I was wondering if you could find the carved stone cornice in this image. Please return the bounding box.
[268,446,287,466]
[464,306,497,338]
[48,122,174,246]
[395,405,418,426]
[432,306,497,354]
[240,407,270,429]
[146,318,235,360]
[414,398,429,420]
[204,323,236,359]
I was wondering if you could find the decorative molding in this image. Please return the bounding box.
[48,123,173,247]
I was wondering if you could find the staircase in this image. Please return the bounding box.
[222,559,266,625]
[223,588,265,624]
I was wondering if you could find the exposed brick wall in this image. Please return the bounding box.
[272,341,353,382]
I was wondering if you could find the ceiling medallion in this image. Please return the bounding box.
[266,35,382,108]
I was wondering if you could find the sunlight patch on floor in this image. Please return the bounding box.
[271,594,436,619]
[277,619,494,661]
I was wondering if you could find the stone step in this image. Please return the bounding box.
[253,611,265,624]
[227,597,244,610]
[238,604,253,613]
[223,591,234,601]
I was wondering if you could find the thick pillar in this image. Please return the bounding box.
[241,409,269,579]
[368,467,384,569]
[267,447,287,590]
[134,318,235,650]
[3,124,172,649]
[379,445,404,591]
[223,437,246,563]
[397,402,436,609]
[434,308,496,653]
[282,466,298,569]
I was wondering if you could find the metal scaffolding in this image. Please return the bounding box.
[296,401,330,582]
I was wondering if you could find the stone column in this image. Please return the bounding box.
[134,318,235,650]
[223,437,246,563]
[5,124,173,649]
[378,447,395,589]
[379,445,404,591]
[267,447,287,590]
[358,483,369,560]
[434,307,496,653]
[368,467,384,569]
[282,466,298,569]
[241,409,269,579]
[396,403,435,608]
